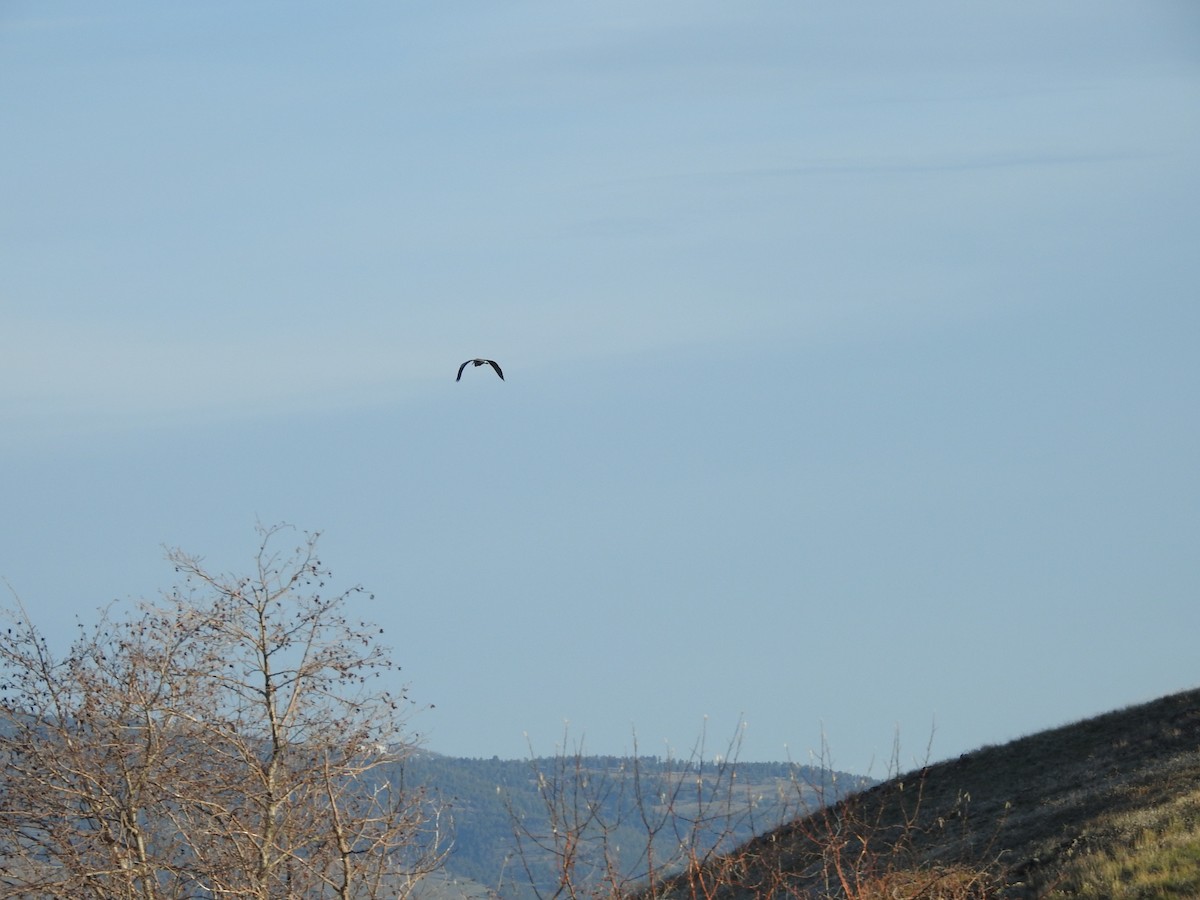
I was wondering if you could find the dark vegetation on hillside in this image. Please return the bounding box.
[642,687,1200,899]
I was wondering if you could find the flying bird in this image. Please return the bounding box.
[456,358,504,382]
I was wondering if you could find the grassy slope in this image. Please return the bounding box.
[649,686,1200,899]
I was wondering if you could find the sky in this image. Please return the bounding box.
[1,1,1198,775]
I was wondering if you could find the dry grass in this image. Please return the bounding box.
[1040,785,1200,899]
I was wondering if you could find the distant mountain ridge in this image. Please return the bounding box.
[397,752,871,898]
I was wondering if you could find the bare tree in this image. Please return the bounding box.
[0,524,446,900]
[503,723,785,900]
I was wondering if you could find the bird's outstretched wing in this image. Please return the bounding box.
[485,359,505,380]
[456,360,471,382]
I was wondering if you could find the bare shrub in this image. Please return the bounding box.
[500,723,786,900]
[700,735,1007,900]
[504,728,1005,900]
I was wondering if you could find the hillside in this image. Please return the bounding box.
[646,686,1200,899]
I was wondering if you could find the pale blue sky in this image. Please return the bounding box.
[2,1,1198,773]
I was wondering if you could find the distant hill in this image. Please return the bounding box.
[645,686,1200,899]
[395,752,871,899]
